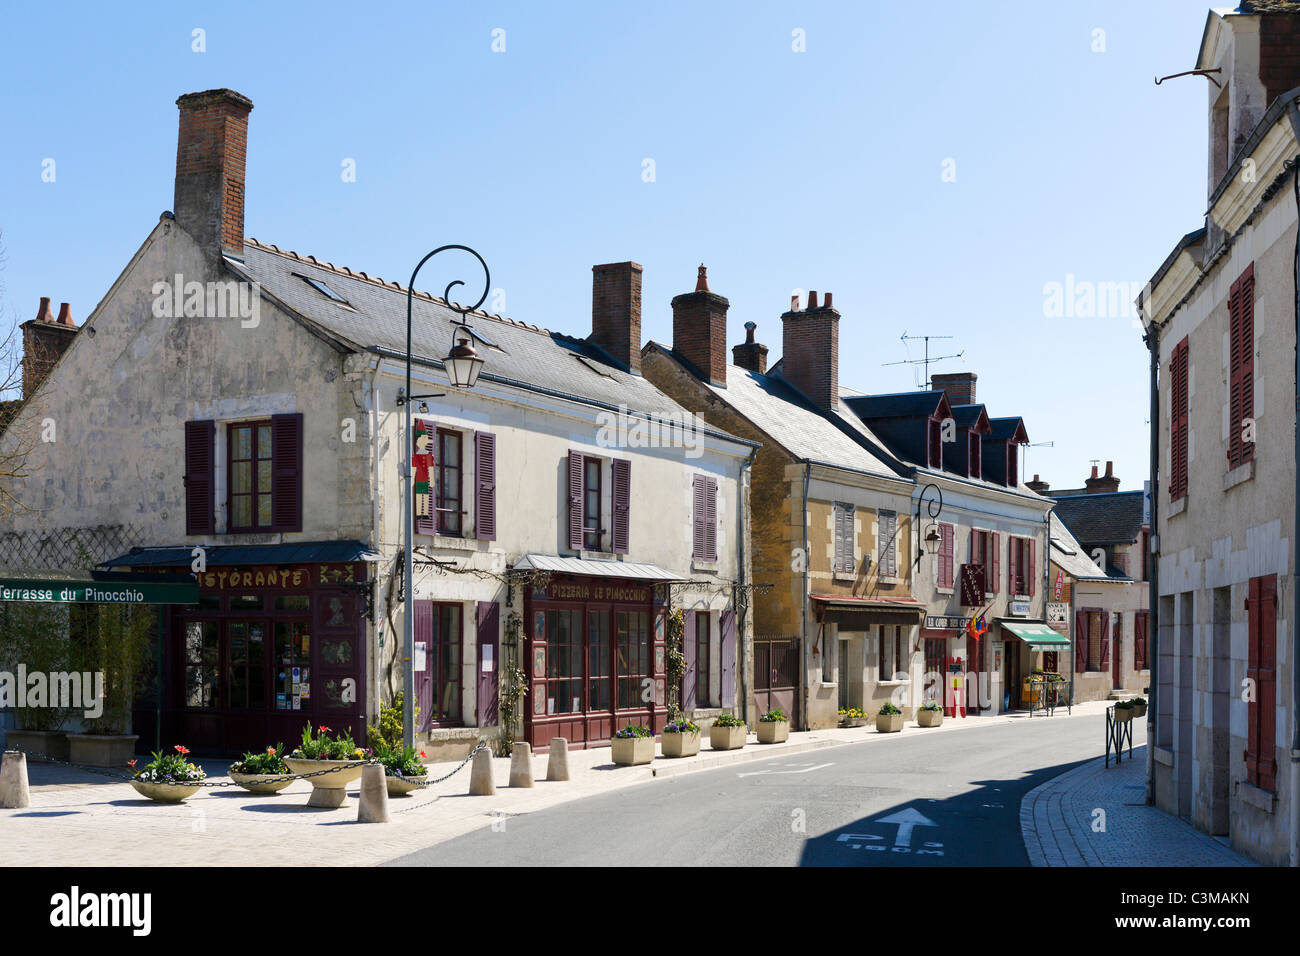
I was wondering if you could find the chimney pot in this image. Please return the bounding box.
[35,297,55,323]
[1105,460,1113,477]
[807,290,818,309]
[733,321,768,375]
[695,264,709,293]
[1090,465,1099,479]
[56,302,76,327]
[823,292,833,309]
[790,294,800,312]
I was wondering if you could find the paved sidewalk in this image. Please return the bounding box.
[1020,735,1256,867]
[1,700,1113,867]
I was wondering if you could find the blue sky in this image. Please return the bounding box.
[1,1,1215,490]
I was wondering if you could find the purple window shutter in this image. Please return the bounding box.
[269,413,303,532]
[1099,613,1111,670]
[414,600,433,733]
[184,420,216,534]
[692,477,706,560]
[704,478,718,561]
[681,610,697,711]
[612,458,630,554]
[720,609,736,708]
[1075,610,1088,674]
[474,431,496,541]
[476,601,499,726]
[567,450,584,551]
[991,532,1000,594]
[414,419,436,536]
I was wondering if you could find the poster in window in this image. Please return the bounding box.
[481,644,494,673]
[533,693,545,715]
[654,646,665,672]
[533,646,546,678]
[414,641,427,672]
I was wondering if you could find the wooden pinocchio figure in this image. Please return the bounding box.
[413,420,434,519]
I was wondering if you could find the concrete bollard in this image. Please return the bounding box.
[468,747,496,796]
[509,742,534,788]
[357,764,390,823]
[546,737,570,782]
[1,751,31,809]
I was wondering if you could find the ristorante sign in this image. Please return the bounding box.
[196,563,365,591]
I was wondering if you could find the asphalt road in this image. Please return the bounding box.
[387,715,1115,867]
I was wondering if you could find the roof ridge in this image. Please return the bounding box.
[241,237,553,337]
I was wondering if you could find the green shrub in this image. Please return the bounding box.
[878,702,902,716]
[919,700,942,712]
[375,745,427,777]
[614,724,651,739]
[367,692,417,754]
[231,743,288,775]
[711,712,746,728]
[759,708,788,723]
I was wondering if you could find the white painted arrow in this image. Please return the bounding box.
[876,807,938,847]
[736,762,835,779]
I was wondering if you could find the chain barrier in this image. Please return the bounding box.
[385,740,490,789]
[4,747,370,788]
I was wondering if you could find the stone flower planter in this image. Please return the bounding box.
[4,730,69,762]
[757,720,790,744]
[917,709,943,728]
[611,736,655,766]
[130,779,202,803]
[282,757,366,807]
[660,731,701,758]
[67,733,138,768]
[709,725,747,751]
[1114,707,1133,723]
[1132,703,1147,718]
[839,717,868,728]
[876,713,904,734]
[385,774,426,797]
[229,771,293,795]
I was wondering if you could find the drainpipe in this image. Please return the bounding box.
[368,361,383,725]
[1144,300,1161,807]
[738,445,758,723]
[801,461,811,731]
[1290,146,1300,868]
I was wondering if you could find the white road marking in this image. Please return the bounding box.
[736,762,835,779]
[876,807,939,847]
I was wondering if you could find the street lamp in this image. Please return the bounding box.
[914,482,944,570]
[397,244,490,749]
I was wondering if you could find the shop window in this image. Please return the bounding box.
[229,421,273,532]
[275,594,311,612]
[229,594,264,611]
[197,596,221,611]
[436,429,463,536]
[184,620,219,708]
[588,610,611,711]
[696,613,712,706]
[274,621,311,711]
[543,609,582,714]
[321,636,354,667]
[615,610,650,709]
[431,604,462,722]
[228,622,267,710]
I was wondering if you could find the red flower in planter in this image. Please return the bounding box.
[419,750,427,759]
[318,725,331,734]
[174,745,190,755]
[128,760,137,768]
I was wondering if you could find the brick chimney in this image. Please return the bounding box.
[1025,473,1051,495]
[174,89,254,261]
[1084,460,1121,494]
[780,290,839,412]
[671,265,730,387]
[930,371,977,406]
[732,321,769,374]
[591,261,643,373]
[21,297,78,399]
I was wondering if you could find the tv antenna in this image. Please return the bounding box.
[881,332,965,390]
[1024,441,1054,476]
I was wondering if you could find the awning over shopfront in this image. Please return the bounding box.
[811,594,925,629]
[512,553,684,581]
[999,619,1070,652]
[100,540,381,568]
[0,567,199,605]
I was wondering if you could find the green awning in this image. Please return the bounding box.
[999,620,1070,651]
[0,568,198,605]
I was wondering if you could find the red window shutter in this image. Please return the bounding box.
[692,476,706,560]
[1170,338,1190,500]
[1099,613,1110,670]
[414,419,437,536]
[928,418,941,467]
[567,450,584,551]
[1075,610,1088,674]
[184,420,216,534]
[1246,576,1262,786]
[1228,265,1255,469]
[270,413,303,532]
[1258,572,1279,790]
[612,458,630,555]
[1027,537,1036,596]
[1134,611,1148,670]
[991,532,1000,594]
[938,522,954,588]
[474,431,496,541]
[703,477,717,561]
[1008,537,1019,595]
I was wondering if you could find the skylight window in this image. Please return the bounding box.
[295,273,351,307]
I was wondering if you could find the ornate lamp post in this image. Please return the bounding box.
[395,245,490,749]
[914,482,944,570]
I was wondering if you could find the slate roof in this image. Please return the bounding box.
[951,404,991,431]
[103,540,381,568]
[229,240,741,432]
[1052,490,1146,547]
[986,417,1029,443]
[1048,513,1112,582]
[843,390,948,421]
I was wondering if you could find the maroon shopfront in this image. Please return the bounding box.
[114,544,372,756]
[524,574,669,751]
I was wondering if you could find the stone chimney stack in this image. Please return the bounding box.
[780,289,839,412]
[591,261,643,373]
[930,371,977,406]
[732,321,769,375]
[1025,473,1051,495]
[174,89,254,262]
[670,265,730,387]
[1084,460,1121,494]
[21,297,79,399]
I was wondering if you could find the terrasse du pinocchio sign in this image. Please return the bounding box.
[0,576,198,605]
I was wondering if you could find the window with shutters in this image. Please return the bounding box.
[1009,535,1033,596]
[435,429,463,536]
[1086,611,1102,671]
[1006,442,1019,487]
[474,431,496,541]
[970,529,994,597]
[693,476,719,562]
[583,457,602,551]
[877,510,898,577]
[1228,263,1255,470]
[1170,337,1190,500]
[1246,574,1277,791]
[877,625,908,682]
[927,418,942,468]
[228,420,273,532]
[832,502,855,575]
[968,430,982,479]
[695,613,712,707]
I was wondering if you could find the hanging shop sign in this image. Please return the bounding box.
[924,614,971,631]
[1046,602,1069,625]
[959,564,986,607]
[1008,600,1031,617]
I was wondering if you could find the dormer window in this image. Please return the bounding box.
[1006,442,1018,487]
[968,430,982,479]
[927,418,942,468]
